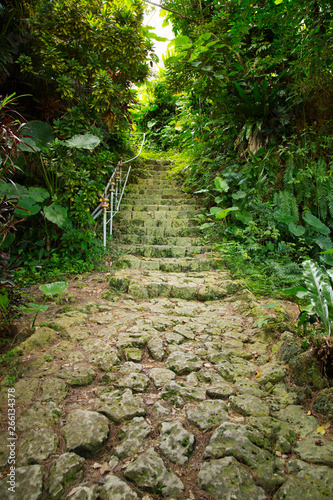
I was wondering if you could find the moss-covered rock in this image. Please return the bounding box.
[313,388,333,420]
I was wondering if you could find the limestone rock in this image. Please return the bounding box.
[152,401,171,418]
[67,485,99,500]
[16,327,57,354]
[162,380,206,403]
[147,337,165,361]
[99,474,138,499]
[63,410,109,456]
[313,388,333,421]
[295,435,333,466]
[204,422,283,489]
[57,363,96,386]
[18,428,59,465]
[186,400,229,432]
[197,457,266,499]
[206,382,236,399]
[149,367,175,388]
[166,350,203,374]
[229,394,270,417]
[0,464,43,500]
[274,405,318,438]
[114,417,151,459]
[97,389,146,423]
[124,448,184,497]
[14,378,39,403]
[118,372,150,392]
[40,378,68,402]
[48,452,85,499]
[18,401,60,431]
[257,362,287,385]
[158,420,195,464]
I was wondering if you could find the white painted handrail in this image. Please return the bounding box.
[91,132,145,247]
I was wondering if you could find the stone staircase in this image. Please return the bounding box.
[1,158,331,500]
[111,159,238,300]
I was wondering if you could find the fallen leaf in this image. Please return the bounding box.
[255,371,262,378]
[307,410,312,416]
[100,463,111,475]
[317,426,326,435]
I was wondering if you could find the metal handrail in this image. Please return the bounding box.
[91,132,145,247]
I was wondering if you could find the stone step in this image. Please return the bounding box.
[119,235,201,246]
[126,187,186,197]
[143,159,173,167]
[115,254,225,272]
[136,178,178,187]
[123,196,193,205]
[116,225,202,238]
[116,244,212,258]
[117,209,197,221]
[144,172,172,180]
[115,218,190,229]
[121,203,198,212]
[109,268,239,300]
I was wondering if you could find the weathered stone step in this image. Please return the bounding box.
[136,178,178,186]
[109,268,238,300]
[115,218,190,229]
[116,244,212,258]
[144,158,173,167]
[144,174,172,182]
[126,187,187,197]
[115,254,225,272]
[138,182,177,191]
[121,203,198,212]
[123,196,193,205]
[118,209,197,221]
[117,225,202,238]
[119,235,201,247]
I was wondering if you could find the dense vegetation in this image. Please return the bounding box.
[0,0,157,330]
[135,0,333,353]
[136,1,333,273]
[1,0,333,359]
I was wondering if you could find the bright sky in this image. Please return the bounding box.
[144,6,174,69]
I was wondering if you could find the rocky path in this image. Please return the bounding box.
[0,159,332,499]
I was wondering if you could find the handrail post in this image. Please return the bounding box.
[103,205,107,247]
[91,132,145,246]
[110,191,114,235]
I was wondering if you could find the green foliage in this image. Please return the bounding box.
[286,260,333,338]
[132,77,179,149]
[21,281,68,328]
[18,0,152,136]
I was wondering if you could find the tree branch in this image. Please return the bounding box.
[143,1,196,23]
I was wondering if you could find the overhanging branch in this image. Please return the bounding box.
[143,0,196,23]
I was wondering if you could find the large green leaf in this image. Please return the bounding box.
[28,187,50,203]
[173,35,190,47]
[14,197,41,217]
[210,206,224,215]
[232,190,247,200]
[288,222,305,237]
[215,208,231,220]
[20,121,55,152]
[63,134,101,150]
[39,281,68,297]
[214,177,229,193]
[0,182,29,199]
[302,260,332,335]
[21,303,49,312]
[44,203,68,228]
[303,212,330,235]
